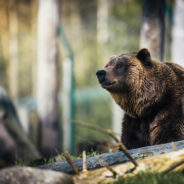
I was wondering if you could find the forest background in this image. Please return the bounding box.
[0,0,179,157]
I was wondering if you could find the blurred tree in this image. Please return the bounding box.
[30,0,38,96]
[0,87,41,165]
[8,0,19,98]
[97,0,109,44]
[37,0,61,157]
[0,1,9,88]
[140,0,165,61]
[171,0,184,67]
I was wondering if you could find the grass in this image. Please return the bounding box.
[28,150,101,167]
[113,171,184,184]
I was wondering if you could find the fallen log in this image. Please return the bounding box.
[74,148,184,184]
[38,139,184,173]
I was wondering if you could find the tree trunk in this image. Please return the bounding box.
[0,1,9,88]
[37,0,61,157]
[8,0,19,98]
[97,0,109,44]
[31,0,38,96]
[140,0,165,61]
[0,87,41,165]
[171,0,184,67]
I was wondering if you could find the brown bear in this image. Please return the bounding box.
[96,48,184,149]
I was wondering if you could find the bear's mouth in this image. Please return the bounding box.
[101,80,116,87]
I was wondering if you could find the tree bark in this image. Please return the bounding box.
[73,148,184,184]
[38,139,184,174]
[37,0,61,157]
[171,0,184,67]
[31,0,38,96]
[140,0,165,61]
[8,0,19,98]
[0,1,9,88]
[97,0,109,43]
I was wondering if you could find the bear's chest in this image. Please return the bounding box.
[132,118,155,146]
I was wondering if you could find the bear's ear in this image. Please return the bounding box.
[136,48,152,68]
[109,55,116,60]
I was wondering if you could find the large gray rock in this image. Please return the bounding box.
[0,167,74,184]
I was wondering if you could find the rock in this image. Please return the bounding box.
[0,167,74,184]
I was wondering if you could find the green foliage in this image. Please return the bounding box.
[62,0,143,88]
[0,0,149,155]
[108,0,142,54]
[75,94,112,153]
[0,38,7,88]
[28,150,100,166]
[114,171,184,184]
[65,1,143,152]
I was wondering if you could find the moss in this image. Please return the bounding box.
[113,171,184,184]
[28,151,101,167]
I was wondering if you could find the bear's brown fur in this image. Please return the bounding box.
[96,48,184,149]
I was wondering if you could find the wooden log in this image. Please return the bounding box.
[74,148,184,184]
[38,140,184,173]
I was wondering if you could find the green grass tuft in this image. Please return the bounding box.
[114,171,184,184]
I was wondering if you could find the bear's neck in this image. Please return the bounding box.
[110,92,138,117]
[110,88,166,118]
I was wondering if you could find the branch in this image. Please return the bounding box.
[82,151,87,172]
[162,159,184,175]
[73,121,138,167]
[63,151,79,174]
[98,158,118,178]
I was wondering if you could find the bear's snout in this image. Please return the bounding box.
[96,70,106,83]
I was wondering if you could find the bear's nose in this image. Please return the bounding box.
[96,70,106,83]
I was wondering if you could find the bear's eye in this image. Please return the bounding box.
[116,63,122,69]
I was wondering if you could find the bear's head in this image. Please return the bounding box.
[96,48,165,118]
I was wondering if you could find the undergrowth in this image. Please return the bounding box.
[113,171,184,184]
[28,151,100,166]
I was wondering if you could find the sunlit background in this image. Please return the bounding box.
[0,0,183,162]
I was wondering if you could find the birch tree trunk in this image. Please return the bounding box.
[37,0,61,157]
[140,0,165,61]
[171,0,184,67]
[97,0,109,44]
